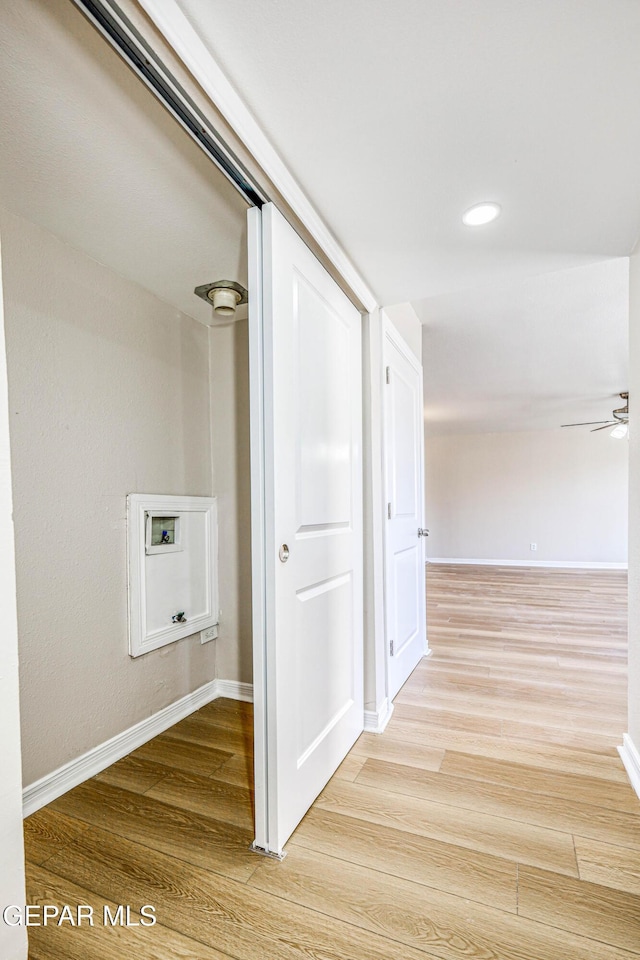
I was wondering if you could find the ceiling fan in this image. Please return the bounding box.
[561,392,629,436]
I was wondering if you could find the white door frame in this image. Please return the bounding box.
[381,312,429,703]
[0,232,29,960]
[247,206,270,852]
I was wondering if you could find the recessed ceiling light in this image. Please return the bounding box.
[462,202,501,226]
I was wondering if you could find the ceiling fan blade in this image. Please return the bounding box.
[590,422,616,432]
[561,420,612,428]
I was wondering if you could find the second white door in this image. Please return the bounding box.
[383,318,428,701]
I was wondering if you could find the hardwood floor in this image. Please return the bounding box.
[24,564,640,959]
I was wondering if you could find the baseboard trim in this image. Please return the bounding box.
[618,734,640,801]
[364,698,394,734]
[23,678,253,817]
[427,558,628,570]
[214,679,254,703]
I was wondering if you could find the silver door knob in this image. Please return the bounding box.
[279,543,290,562]
[418,528,429,538]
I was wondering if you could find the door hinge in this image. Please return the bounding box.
[390,638,394,656]
[385,366,390,384]
[387,502,392,519]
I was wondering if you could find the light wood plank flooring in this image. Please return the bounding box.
[24,564,640,959]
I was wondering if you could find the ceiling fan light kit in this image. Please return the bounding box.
[610,422,628,440]
[561,392,629,438]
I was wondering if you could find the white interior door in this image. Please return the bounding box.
[250,203,364,856]
[383,318,428,701]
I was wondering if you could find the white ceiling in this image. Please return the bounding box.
[175,0,640,303]
[0,0,248,327]
[173,0,636,431]
[417,258,628,433]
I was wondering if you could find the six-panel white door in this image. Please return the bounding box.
[258,203,364,855]
[384,320,428,701]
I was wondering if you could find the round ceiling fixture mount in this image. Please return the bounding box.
[194,279,248,322]
[462,202,502,226]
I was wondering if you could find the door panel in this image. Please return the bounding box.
[295,274,352,529]
[295,571,354,763]
[392,372,419,516]
[256,203,363,855]
[393,543,420,657]
[384,323,428,701]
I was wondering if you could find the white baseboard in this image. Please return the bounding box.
[23,678,253,817]
[214,679,254,703]
[427,558,627,570]
[364,698,394,734]
[618,734,640,801]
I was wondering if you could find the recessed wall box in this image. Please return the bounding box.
[127,494,218,657]
[145,513,182,554]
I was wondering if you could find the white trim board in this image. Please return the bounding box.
[382,310,423,374]
[137,0,377,314]
[363,649,431,735]
[618,734,640,802]
[364,698,394,734]
[427,558,628,570]
[247,204,269,853]
[22,678,252,817]
[215,679,253,702]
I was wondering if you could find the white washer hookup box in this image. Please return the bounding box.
[127,493,218,657]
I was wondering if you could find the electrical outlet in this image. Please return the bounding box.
[530,542,537,552]
[200,624,218,644]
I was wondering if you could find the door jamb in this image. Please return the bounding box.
[247,205,271,854]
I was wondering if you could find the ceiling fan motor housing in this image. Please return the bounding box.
[613,392,629,421]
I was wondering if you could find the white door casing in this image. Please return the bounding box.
[0,226,28,960]
[383,318,428,702]
[250,203,364,856]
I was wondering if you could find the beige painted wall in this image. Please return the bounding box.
[0,231,28,960]
[628,245,640,746]
[425,428,628,564]
[2,209,249,786]
[209,320,252,682]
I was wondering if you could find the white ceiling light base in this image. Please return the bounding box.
[194,279,248,325]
